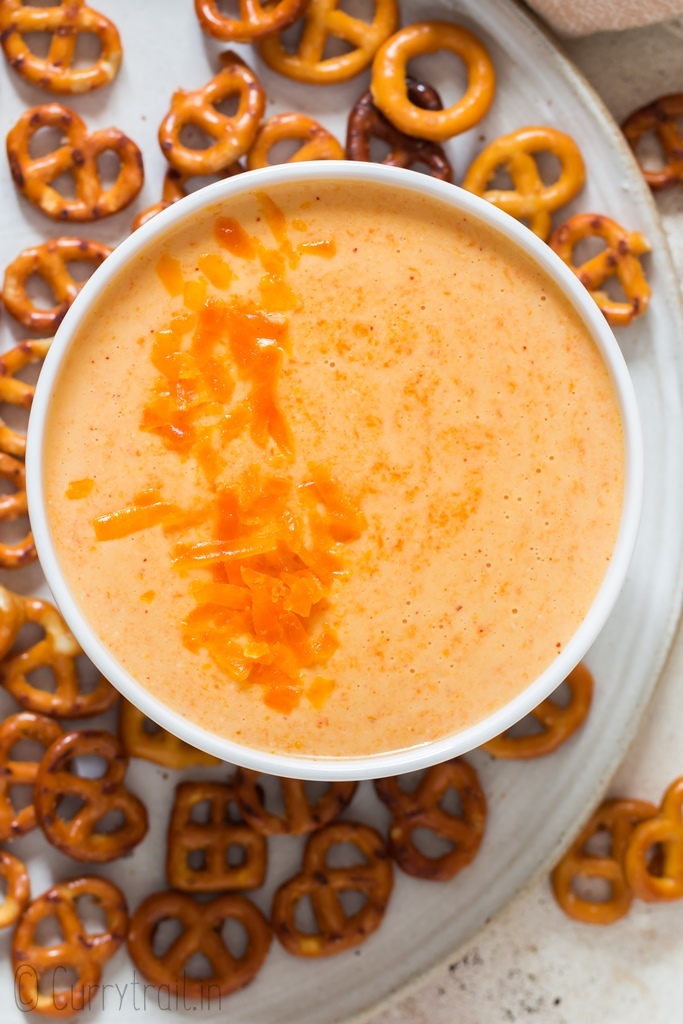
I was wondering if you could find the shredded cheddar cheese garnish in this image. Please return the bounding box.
[66,478,94,500]
[95,194,365,713]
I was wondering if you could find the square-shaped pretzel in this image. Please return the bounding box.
[167,781,267,892]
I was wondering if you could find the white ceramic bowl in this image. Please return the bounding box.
[26,161,643,780]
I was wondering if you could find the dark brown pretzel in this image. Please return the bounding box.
[34,729,148,862]
[551,798,658,924]
[233,767,357,835]
[0,451,36,570]
[128,890,271,1001]
[167,781,267,892]
[2,238,111,332]
[346,79,453,180]
[0,595,117,717]
[272,821,393,956]
[622,94,683,190]
[0,339,52,458]
[483,662,594,759]
[131,163,243,232]
[374,758,486,880]
[7,102,144,221]
[194,0,308,42]
[12,876,128,1017]
[118,699,219,768]
[158,52,266,176]
[0,711,63,841]
[0,849,30,929]
[0,0,122,94]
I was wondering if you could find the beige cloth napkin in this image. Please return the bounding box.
[526,0,683,35]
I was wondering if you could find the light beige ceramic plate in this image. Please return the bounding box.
[0,1,682,1022]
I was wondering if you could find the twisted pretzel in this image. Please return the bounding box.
[34,729,148,862]
[3,238,111,333]
[374,758,486,880]
[462,126,586,240]
[0,711,63,841]
[12,876,128,1018]
[0,338,52,458]
[371,22,495,143]
[7,102,144,221]
[549,213,651,327]
[483,662,594,759]
[158,52,265,176]
[0,584,28,658]
[0,850,30,929]
[0,0,121,93]
[622,93,683,190]
[0,452,35,569]
[128,891,271,1001]
[625,777,683,902]
[167,781,267,892]
[0,596,117,716]
[118,699,219,768]
[551,798,657,924]
[233,767,357,835]
[346,79,453,180]
[195,0,308,42]
[272,821,393,956]
[132,163,243,231]
[259,0,399,85]
[247,113,344,170]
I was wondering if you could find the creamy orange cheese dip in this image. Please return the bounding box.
[43,181,624,758]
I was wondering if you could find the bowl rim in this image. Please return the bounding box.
[26,160,643,780]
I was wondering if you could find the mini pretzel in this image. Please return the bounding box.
[233,767,357,835]
[7,102,144,221]
[0,596,117,716]
[0,711,63,841]
[195,0,308,42]
[346,80,453,180]
[158,52,265,176]
[259,0,399,85]
[551,798,657,924]
[374,758,486,880]
[128,890,271,1000]
[167,781,267,892]
[0,850,30,929]
[34,729,148,862]
[625,777,683,902]
[0,584,27,657]
[462,126,586,240]
[0,0,122,94]
[0,452,35,569]
[118,698,220,768]
[0,338,52,458]
[622,93,683,190]
[483,663,594,760]
[3,238,111,332]
[549,214,651,327]
[272,821,393,956]
[12,876,128,1018]
[132,163,243,231]
[371,22,495,142]
[247,113,344,170]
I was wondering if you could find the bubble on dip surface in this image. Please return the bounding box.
[43,180,624,759]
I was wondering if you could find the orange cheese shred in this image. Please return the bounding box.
[66,478,94,500]
[96,201,366,712]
